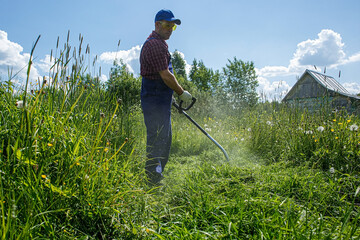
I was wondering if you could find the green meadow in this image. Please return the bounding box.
[0,35,359,239]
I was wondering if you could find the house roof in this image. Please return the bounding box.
[284,69,360,100]
[305,69,349,94]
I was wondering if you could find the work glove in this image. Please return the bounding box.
[179,90,192,102]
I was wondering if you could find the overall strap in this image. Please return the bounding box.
[140,37,156,55]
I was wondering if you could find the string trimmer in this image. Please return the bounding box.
[172,97,229,162]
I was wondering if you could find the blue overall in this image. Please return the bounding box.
[140,38,174,183]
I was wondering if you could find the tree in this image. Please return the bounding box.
[189,59,222,93]
[171,50,187,80]
[106,59,141,109]
[223,57,258,107]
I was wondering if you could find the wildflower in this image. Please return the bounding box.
[338,122,343,125]
[355,187,360,197]
[146,228,150,233]
[266,121,273,126]
[305,130,313,135]
[117,98,122,105]
[205,128,212,132]
[247,128,251,132]
[15,100,24,108]
[47,143,53,147]
[349,124,358,131]
[41,175,47,179]
[317,126,325,132]
[104,148,109,152]
[100,112,105,118]
[76,162,80,166]
[333,119,336,122]
[11,200,17,218]
[331,129,334,132]
[329,167,335,174]
[315,139,318,142]
[335,137,339,140]
[347,120,351,123]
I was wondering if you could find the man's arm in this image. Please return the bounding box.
[159,69,184,95]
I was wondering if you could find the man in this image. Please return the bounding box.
[140,9,192,186]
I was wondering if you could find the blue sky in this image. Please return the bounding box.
[1,0,359,99]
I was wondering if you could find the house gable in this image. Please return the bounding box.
[283,71,328,101]
[282,69,360,114]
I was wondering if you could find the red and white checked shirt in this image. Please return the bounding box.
[140,31,171,80]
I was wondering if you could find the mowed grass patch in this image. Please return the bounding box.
[146,160,360,239]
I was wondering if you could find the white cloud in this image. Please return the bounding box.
[99,46,192,77]
[289,29,346,70]
[0,30,41,83]
[99,45,141,74]
[257,76,291,101]
[343,82,360,95]
[33,54,53,73]
[339,52,360,66]
[255,66,290,77]
[258,29,360,79]
[256,29,360,100]
[172,50,192,76]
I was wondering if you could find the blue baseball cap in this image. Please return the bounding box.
[155,9,181,25]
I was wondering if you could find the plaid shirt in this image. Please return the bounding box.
[140,31,171,80]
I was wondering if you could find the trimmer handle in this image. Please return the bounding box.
[173,97,197,112]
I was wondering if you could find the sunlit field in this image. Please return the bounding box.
[0,35,359,239]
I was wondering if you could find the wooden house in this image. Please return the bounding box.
[282,69,360,114]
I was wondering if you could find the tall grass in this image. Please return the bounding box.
[0,34,147,239]
[242,102,360,173]
[0,34,359,239]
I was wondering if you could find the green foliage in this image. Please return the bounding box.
[243,102,360,173]
[171,50,187,80]
[223,57,259,107]
[106,60,141,110]
[1,33,359,239]
[189,59,222,93]
[0,36,146,239]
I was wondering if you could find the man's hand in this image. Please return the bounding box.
[179,90,192,101]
